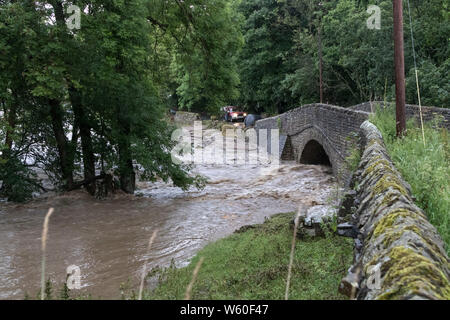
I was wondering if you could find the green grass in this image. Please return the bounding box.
[370,106,450,254]
[142,213,353,300]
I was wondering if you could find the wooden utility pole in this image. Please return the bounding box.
[393,0,406,136]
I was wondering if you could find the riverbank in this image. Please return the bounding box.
[141,212,353,300]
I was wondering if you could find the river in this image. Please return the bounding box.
[0,126,337,299]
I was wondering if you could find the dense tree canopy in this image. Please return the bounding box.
[1,0,448,201]
[0,0,226,201]
[238,0,449,111]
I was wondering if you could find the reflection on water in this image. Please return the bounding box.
[0,160,336,299]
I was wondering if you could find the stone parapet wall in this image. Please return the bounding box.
[340,121,450,300]
[349,101,450,130]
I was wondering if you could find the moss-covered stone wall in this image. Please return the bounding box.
[340,121,450,300]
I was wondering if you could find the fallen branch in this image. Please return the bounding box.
[66,173,107,191]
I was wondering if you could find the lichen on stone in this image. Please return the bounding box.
[364,158,391,175]
[367,138,384,149]
[372,174,410,197]
[380,224,422,248]
[376,246,450,300]
[371,191,402,216]
[372,208,422,238]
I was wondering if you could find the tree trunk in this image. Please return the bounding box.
[49,99,74,189]
[51,0,65,28]
[0,96,17,195]
[4,102,16,152]
[117,109,135,194]
[51,1,97,194]
[69,87,96,195]
[119,152,135,194]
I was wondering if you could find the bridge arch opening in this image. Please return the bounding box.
[300,140,331,166]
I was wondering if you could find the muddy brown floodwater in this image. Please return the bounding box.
[0,135,337,299]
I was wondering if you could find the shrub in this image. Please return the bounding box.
[0,156,38,202]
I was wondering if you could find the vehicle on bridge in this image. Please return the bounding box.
[223,106,247,122]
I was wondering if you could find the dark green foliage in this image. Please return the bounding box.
[1,0,234,200]
[143,0,243,115]
[0,156,38,202]
[1,0,448,202]
[37,278,54,300]
[59,282,70,300]
[238,0,300,113]
[237,0,449,111]
[406,59,450,108]
[169,0,243,114]
[27,277,89,300]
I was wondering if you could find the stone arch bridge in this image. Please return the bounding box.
[255,103,369,179]
[254,102,450,181]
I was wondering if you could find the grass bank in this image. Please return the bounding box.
[142,213,353,300]
[370,106,449,254]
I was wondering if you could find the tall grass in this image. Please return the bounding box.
[184,257,205,300]
[370,107,449,254]
[138,230,159,300]
[41,208,54,300]
[285,208,302,300]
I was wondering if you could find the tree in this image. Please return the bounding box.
[148,0,243,115]
[237,0,449,112]
[0,0,210,200]
[238,0,298,114]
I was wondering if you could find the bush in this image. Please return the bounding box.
[0,156,38,202]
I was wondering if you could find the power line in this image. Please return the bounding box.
[406,0,426,146]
